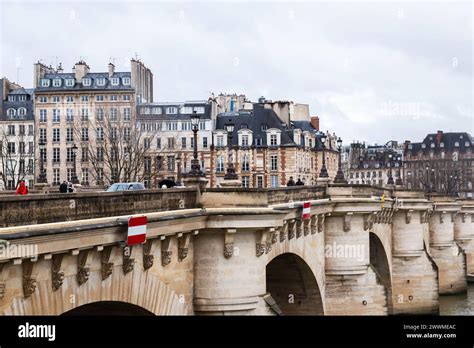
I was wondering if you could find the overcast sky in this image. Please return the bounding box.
[1,0,472,144]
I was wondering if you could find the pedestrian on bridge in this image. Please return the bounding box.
[15,180,28,195]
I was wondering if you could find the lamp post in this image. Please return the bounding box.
[176,155,182,186]
[71,143,79,184]
[395,154,403,186]
[224,123,238,180]
[318,133,329,178]
[334,137,347,184]
[37,140,47,183]
[187,111,204,177]
[387,153,394,186]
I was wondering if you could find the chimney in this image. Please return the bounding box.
[310,116,320,131]
[436,130,443,144]
[73,60,89,82]
[108,62,115,78]
[57,62,63,73]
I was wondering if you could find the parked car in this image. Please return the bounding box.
[106,182,146,192]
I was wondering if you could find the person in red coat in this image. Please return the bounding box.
[15,180,28,195]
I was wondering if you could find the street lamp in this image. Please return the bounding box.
[71,143,79,184]
[37,140,47,183]
[176,155,182,186]
[187,111,204,177]
[224,123,238,180]
[395,154,403,186]
[318,133,329,178]
[387,153,394,185]
[334,137,347,184]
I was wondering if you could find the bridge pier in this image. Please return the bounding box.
[429,198,466,295]
[454,200,474,276]
[390,192,438,314]
[324,196,388,315]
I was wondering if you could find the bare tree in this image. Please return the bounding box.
[0,127,32,190]
[416,159,465,196]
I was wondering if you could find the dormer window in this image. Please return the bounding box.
[455,142,460,147]
[460,135,464,139]
[111,77,120,86]
[430,143,435,148]
[65,79,75,87]
[41,79,50,87]
[440,142,444,148]
[166,107,177,114]
[18,107,27,117]
[52,78,62,87]
[240,124,248,129]
[7,108,16,118]
[466,141,470,147]
[96,77,106,86]
[421,143,426,149]
[19,95,27,101]
[407,144,413,149]
[261,124,268,131]
[270,134,277,146]
[82,78,92,86]
[122,77,131,85]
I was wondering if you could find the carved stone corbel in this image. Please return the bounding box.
[101,245,114,280]
[343,213,353,232]
[51,254,65,291]
[256,230,268,257]
[271,228,279,244]
[363,213,374,231]
[296,219,303,238]
[303,219,310,236]
[122,246,135,274]
[143,240,154,269]
[265,228,275,253]
[406,209,414,224]
[451,212,457,223]
[280,222,288,242]
[224,229,236,259]
[310,215,318,235]
[288,219,296,240]
[161,237,172,266]
[178,234,191,262]
[461,213,467,223]
[23,259,36,298]
[439,211,446,224]
[77,249,91,286]
[318,214,325,233]
[420,211,428,224]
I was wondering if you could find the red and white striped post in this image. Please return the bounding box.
[127,216,147,246]
[302,201,311,220]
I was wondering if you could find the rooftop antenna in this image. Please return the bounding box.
[109,57,116,65]
[16,67,22,84]
[134,52,140,61]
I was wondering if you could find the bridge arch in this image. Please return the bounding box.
[266,252,324,315]
[62,301,155,315]
[369,231,393,312]
[1,266,190,316]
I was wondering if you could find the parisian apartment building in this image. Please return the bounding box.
[403,131,474,198]
[0,78,35,189]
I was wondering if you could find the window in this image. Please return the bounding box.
[241,155,250,171]
[242,176,250,188]
[81,95,89,102]
[96,127,104,141]
[123,95,131,101]
[110,128,118,141]
[124,108,131,121]
[7,108,16,118]
[190,137,194,149]
[157,138,161,149]
[123,127,130,141]
[52,79,62,87]
[7,125,15,135]
[66,148,74,162]
[96,168,104,184]
[111,108,118,121]
[40,109,48,123]
[96,95,104,102]
[440,142,445,148]
[110,95,118,101]
[455,142,460,147]
[81,108,89,121]
[82,78,91,86]
[66,109,74,122]
[152,107,162,114]
[81,147,88,162]
[270,134,277,146]
[97,147,104,161]
[19,125,25,135]
[81,128,89,141]
[261,124,268,131]
[96,77,106,86]
[67,128,74,142]
[271,175,279,188]
[270,155,278,171]
[203,137,208,148]
[7,142,15,154]
[52,96,60,102]
[53,169,60,185]
[53,109,60,123]
[81,168,89,185]
[217,155,225,172]
[96,108,104,121]
[167,122,178,131]
[181,137,187,149]
[166,107,177,114]
[241,135,249,147]
[39,129,47,143]
[39,96,48,103]
[28,125,33,135]
[256,138,263,146]
[167,156,175,171]
[122,77,131,85]
[199,122,206,131]
[182,122,191,131]
[257,176,263,188]
[41,79,50,87]
[144,138,150,149]
[111,77,120,85]
[53,148,60,163]
[19,142,25,154]
[167,138,175,149]
[65,79,75,87]
[52,128,60,142]
[8,95,15,102]
[217,135,224,147]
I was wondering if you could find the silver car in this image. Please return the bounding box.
[106,182,146,192]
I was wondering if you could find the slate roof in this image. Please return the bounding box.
[35,72,133,92]
[137,101,212,121]
[405,132,473,155]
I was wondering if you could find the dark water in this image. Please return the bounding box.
[439,283,474,315]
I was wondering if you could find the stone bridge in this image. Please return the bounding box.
[0,185,473,316]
